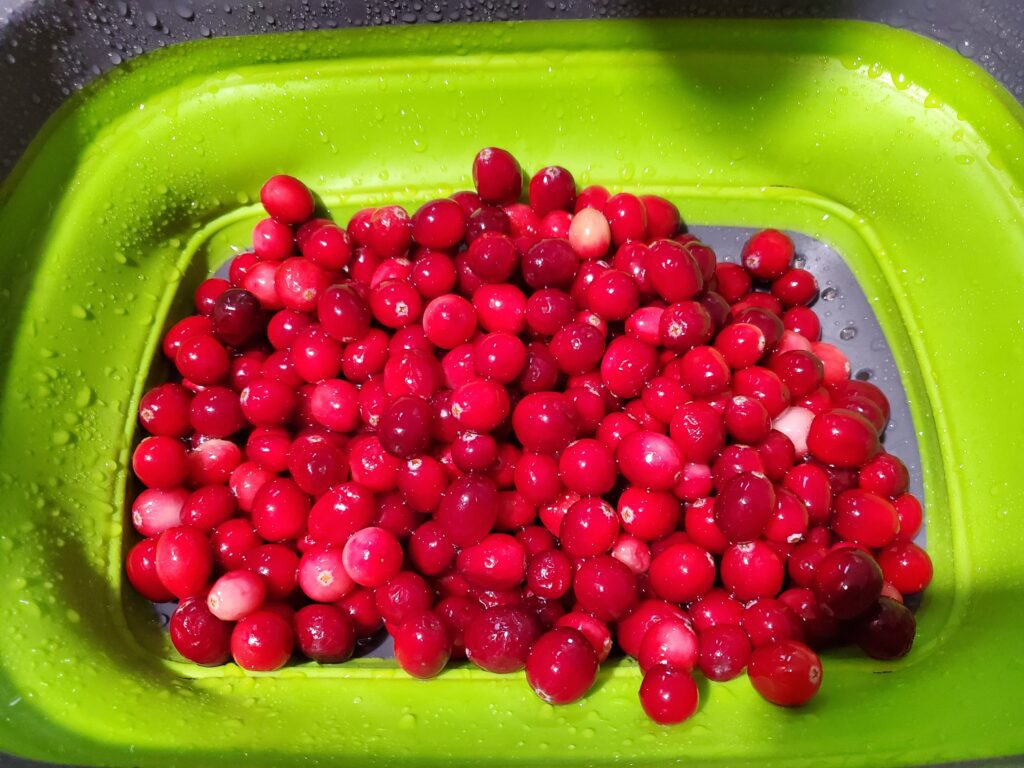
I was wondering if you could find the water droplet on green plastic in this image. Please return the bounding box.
[924,94,943,109]
[52,430,73,446]
[75,387,94,408]
[955,155,975,165]
[398,713,417,729]
[66,609,80,624]
[70,305,90,320]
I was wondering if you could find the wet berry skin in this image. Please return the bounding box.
[747,640,822,707]
[853,597,916,660]
[525,628,599,704]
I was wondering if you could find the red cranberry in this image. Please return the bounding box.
[303,224,352,270]
[813,548,883,619]
[679,346,730,397]
[374,571,434,627]
[436,475,499,547]
[616,599,688,658]
[777,587,840,649]
[521,238,579,290]
[638,618,699,673]
[207,288,263,348]
[341,526,403,588]
[209,519,260,572]
[690,589,745,631]
[683,497,729,555]
[807,409,881,468]
[348,435,401,492]
[253,217,294,261]
[250,478,309,542]
[573,555,638,622]
[741,229,793,281]
[646,239,703,302]
[876,542,933,594]
[207,569,266,622]
[132,436,188,489]
[559,497,619,557]
[858,453,909,498]
[170,596,232,665]
[526,627,598,705]
[600,336,658,398]
[771,268,818,306]
[472,147,523,205]
[748,640,822,706]
[393,610,452,679]
[853,597,916,659]
[512,392,579,454]
[616,430,683,491]
[318,283,371,343]
[616,487,679,542]
[639,666,699,725]
[139,383,193,437]
[230,610,294,671]
[832,479,896,540]
[721,541,784,601]
[410,198,466,249]
[260,175,313,224]
[464,605,541,673]
[465,205,512,244]
[399,456,449,513]
[741,598,805,648]
[126,538,174,601]
[783,306,821,341]
[422,293,476,349]
[376,396,434,459]
[714,472,776,543]
[293,603,356,663]
[893,494,923,543]
[659,301,713,353]
[457,533,528,590]
[639,195,680,239]
[155,526,212,599]
[698,624,752,682]
[603,193,647,245]
[648,543,716,603]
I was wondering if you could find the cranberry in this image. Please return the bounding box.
[573,555,638,622]
[249,477,309,542]
[374,571,434,627]
[126,538,174,601]
[813,548,883,619]
[783,306,821,341]
[679,346,730,398]
[465,205,512,245]
[600,336,658,398]
[807,409,881,468]
[473,147,523,205]
[155,526,212,599]
[858,453,909,498]
[659,301,713,353]
[132,436,188,489]
[646,240,703,303]
[558,497,618,557]
[721,541,784,601]
[741,598,804,648]
[685,590,738,632]
[207,569,266,621]
[639,666,699,725]
[303,224,352,270]
[239,542,294,597]
[748,640,821,707]
[336,526,402,588]
[375,396,433,460]
[683,497,729,555]
[318,283,371,343]
[526,548,573,599]
[616,599,688,658]
[693,623,751,686]
[293,604,356,663]
[547,322,603,375]
[777,587,840,649]
[139,383,193,437]
[638,617,697,674]
[648,543,716,603]
[260,174,314,224]
[253,217,294,261]
[230,610,294,671]
[420,293,476,349]
[348,435,401,492]
[209,519,260,572]
[714,472,776,543]
[526,627,598,705]
[170,596,232,665]
[464,605,541,673]
[853,597,916,660]
[637,195,679,239]
[616,430,683,491]
[603,193,647,245]
[616,487,679,541]
[772,268,818,306]
[436,474,499,547]
[393,610,452,679]
[876,542,933,594]
[893,494,923,543]
[295,546,354,602]
[512,392,579,453]
[398,456,448,513]
[457,533,528,590]
[568,207,612,260]
[521,238,579,290]
[741,229,793,281]
[409,198,465,249]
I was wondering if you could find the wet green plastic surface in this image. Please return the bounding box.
[0,18,1022,768]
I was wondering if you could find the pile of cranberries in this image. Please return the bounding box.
[126,147,933,724]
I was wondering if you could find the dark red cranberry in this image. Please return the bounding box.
[698,624,751,682]
[464,605,541,673]
[853,597,916,659]
[294,603,356,663]
[813,548,883,619]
